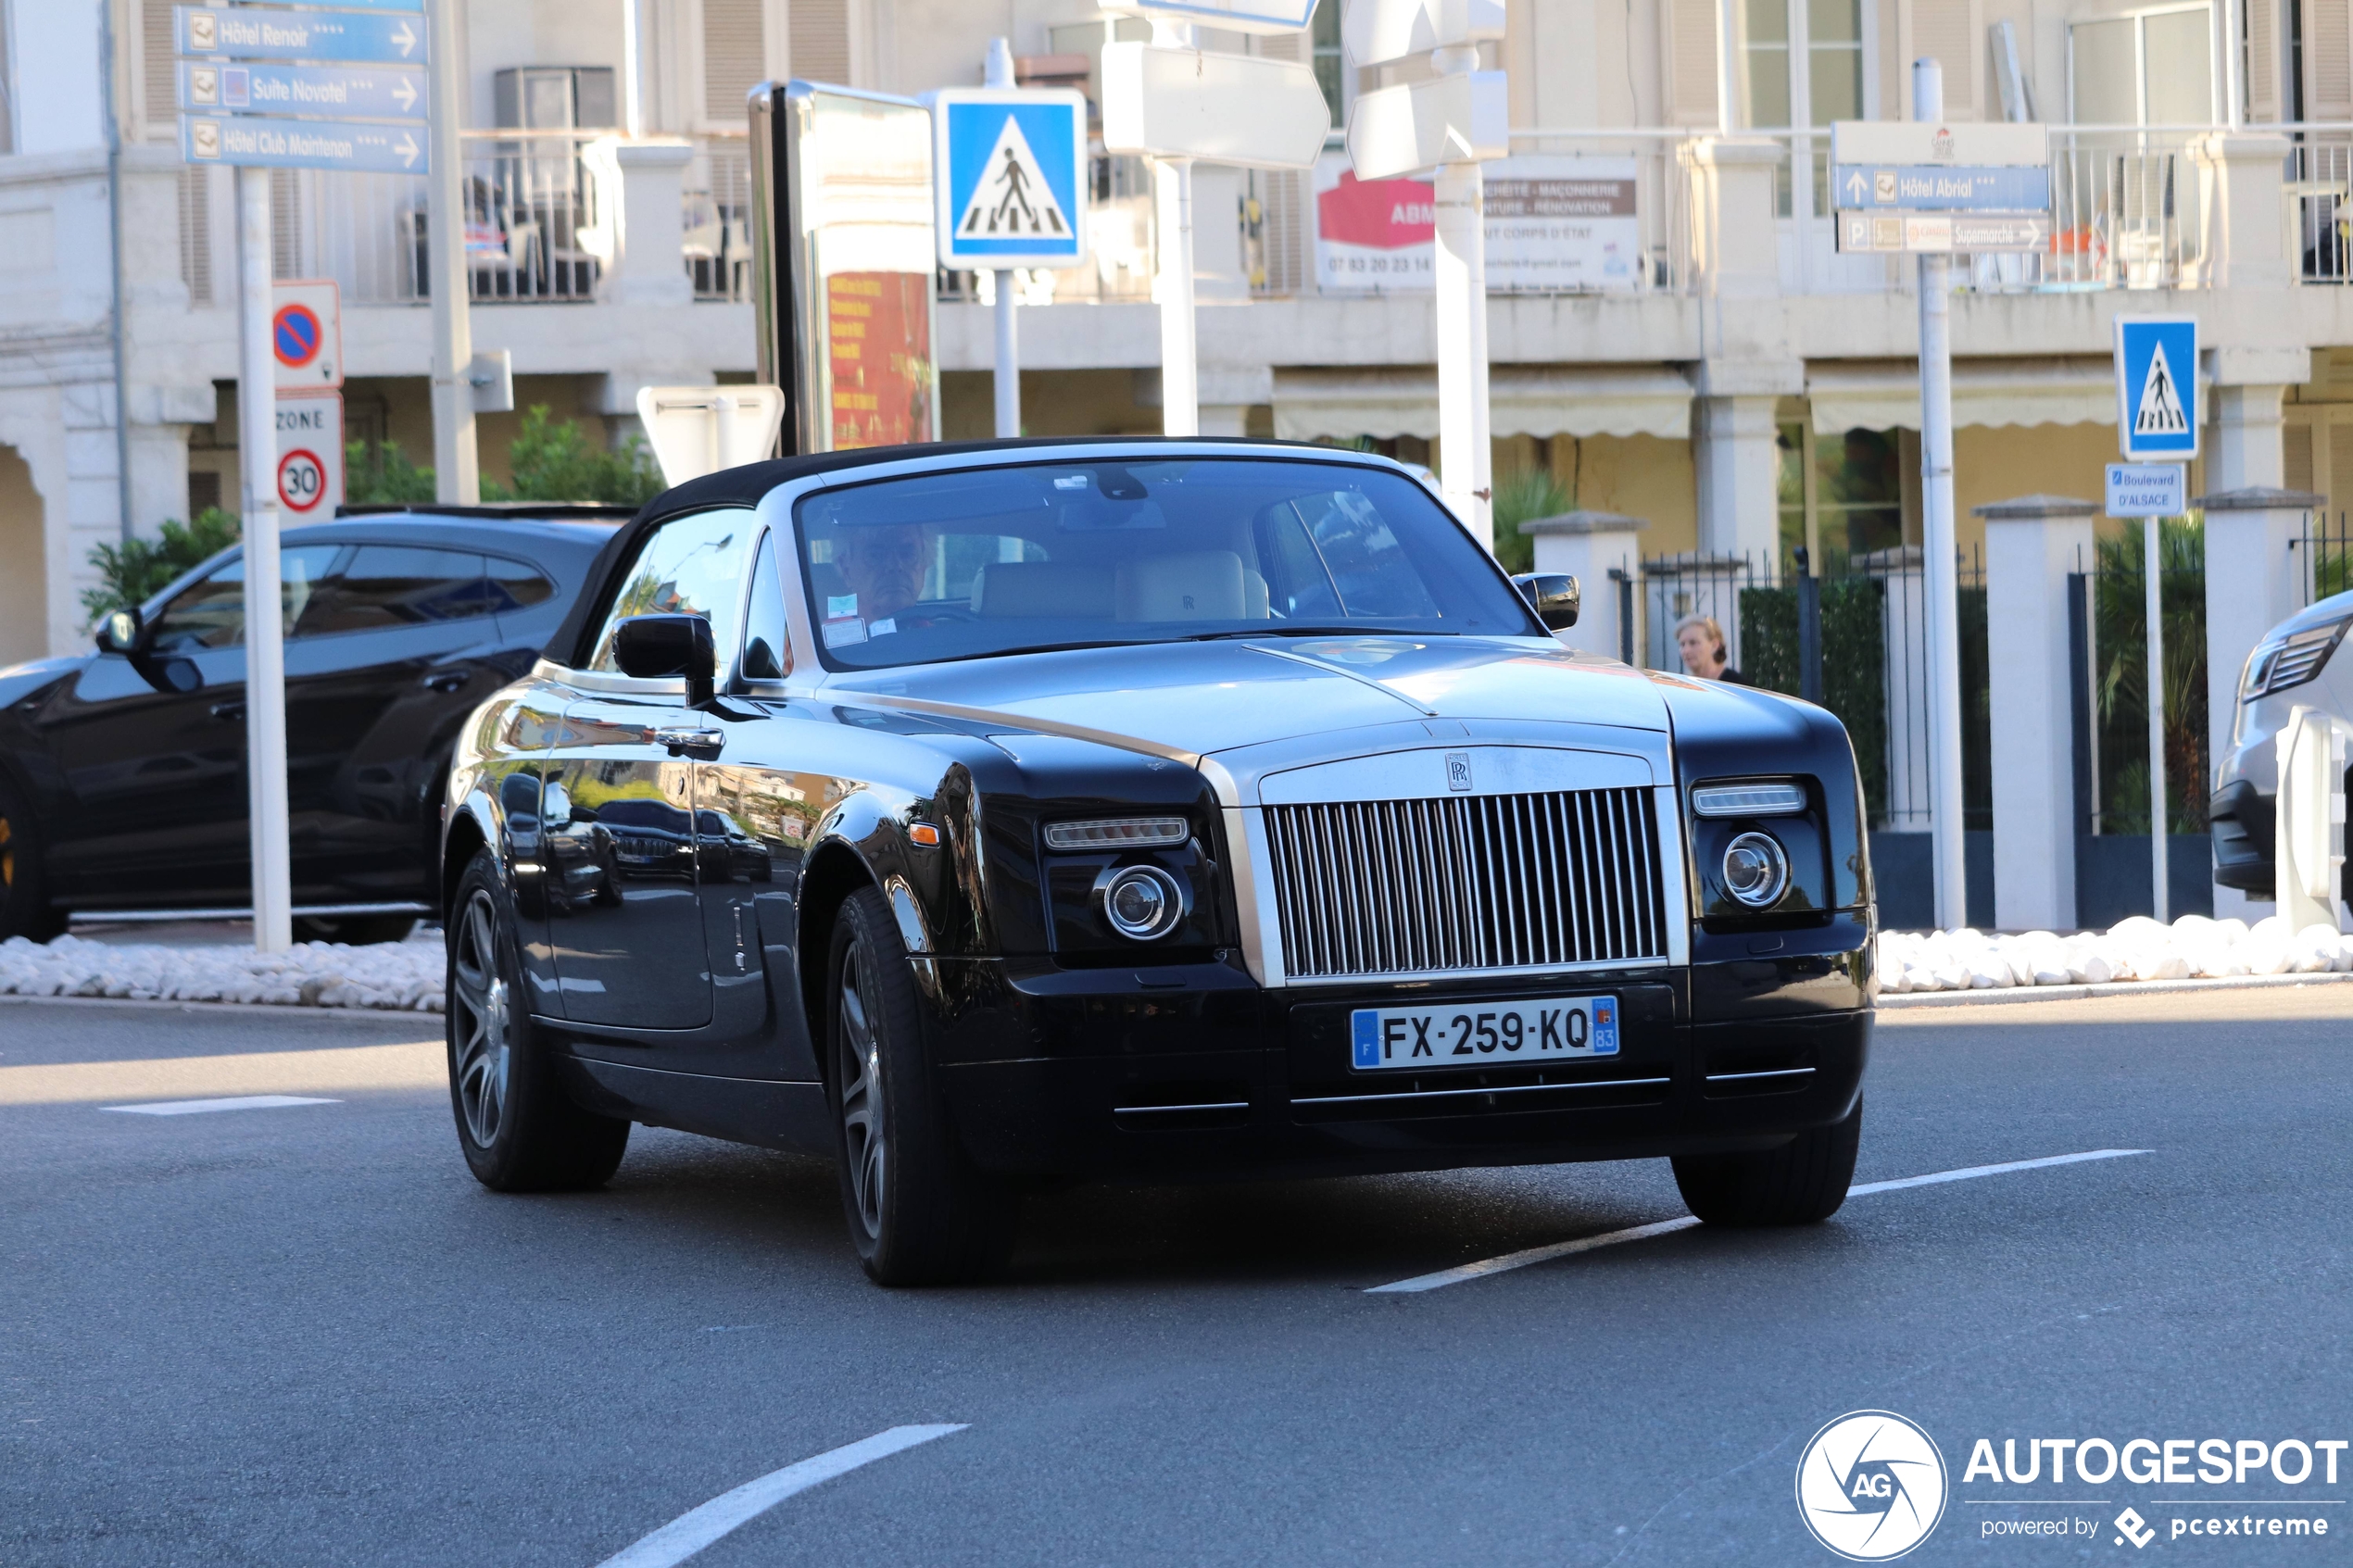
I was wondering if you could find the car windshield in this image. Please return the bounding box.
[791,458,1541,669]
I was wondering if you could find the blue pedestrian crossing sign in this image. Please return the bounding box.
[930,89,1089,270]
[2114,315,2199,460]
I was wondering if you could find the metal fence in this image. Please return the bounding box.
[1632,545,1986,834]
[2290,510,2353,604]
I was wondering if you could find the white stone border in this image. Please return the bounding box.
[1879,970,2353,1010]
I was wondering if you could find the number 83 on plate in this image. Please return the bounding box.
[1349,996,1618,1072]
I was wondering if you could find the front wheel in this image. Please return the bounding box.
[1672,1097,1862,1227]
[446,852,629,1192]
[829,886,1017,1286]
[0,776,66,944]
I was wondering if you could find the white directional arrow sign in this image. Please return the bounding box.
[1099,43,1329,169]
[1342,0,1505,67]
[390,19,417,56]
[1345,70,1508,181]
[1097,0,1318,35]
[393,76,417,113]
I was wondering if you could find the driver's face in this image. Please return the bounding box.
[837,526,929,621]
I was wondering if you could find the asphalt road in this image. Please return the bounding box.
[2,986,2347,1567]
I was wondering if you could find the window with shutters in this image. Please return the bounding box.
[703,0,766,122]
[1665,0,1721,125]
[1901,0,1981,117]
[2068,6,2216,123]
[2246,0,2282,120]
[790,0,853,90]
[144,0,178,135]
[179,167,213,305]
[2304,0,2352,122]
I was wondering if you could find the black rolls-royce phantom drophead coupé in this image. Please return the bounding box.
[439,439,1874,1284]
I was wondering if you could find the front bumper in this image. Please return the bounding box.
[925,915,1873,1180]
[2210,780,2275,895]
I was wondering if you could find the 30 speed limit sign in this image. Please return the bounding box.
[273,393,344,515]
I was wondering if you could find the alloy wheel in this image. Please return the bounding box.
[837,949,887,1239]
[449,889,512,1148]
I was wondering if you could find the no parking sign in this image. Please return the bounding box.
[274,393,343,516]
[272,280,343,391]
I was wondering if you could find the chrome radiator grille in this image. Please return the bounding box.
[1261,788,1667,980]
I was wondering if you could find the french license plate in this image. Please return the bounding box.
[1349,996,1618,1072]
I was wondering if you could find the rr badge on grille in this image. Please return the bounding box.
[1445,751,1473,792]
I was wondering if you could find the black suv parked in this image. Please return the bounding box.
[0,504,626,944]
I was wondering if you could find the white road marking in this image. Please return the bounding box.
[1844,1148,2149,1198]
[102,1095,342,1116]
[592,1424,968,1568]
[1366,1148,2152,1294]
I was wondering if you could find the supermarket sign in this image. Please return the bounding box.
[1312,153,1641,295]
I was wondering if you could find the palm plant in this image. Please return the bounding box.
[2092,518,2208,834]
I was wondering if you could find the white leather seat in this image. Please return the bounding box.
[971,562,1116,618]
[1115,551,1267,621]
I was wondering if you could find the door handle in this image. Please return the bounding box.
[420,671,469,694]
[653,726,724,759]
[208,700,245,722]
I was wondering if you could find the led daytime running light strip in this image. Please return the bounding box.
[1044,817,1190,851]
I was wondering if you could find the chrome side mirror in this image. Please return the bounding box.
[96,607,144,655]
[1513,572,1580,632]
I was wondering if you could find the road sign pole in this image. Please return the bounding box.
[1155,153,1200,437]
[983,39,1023,440]
[2145,514,2171,922]
[1433,158,1491,547]
[235,168,293,955]
[424,0,477,502]
[1913,59,1967,933]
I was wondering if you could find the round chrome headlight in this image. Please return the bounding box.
[1721,832,1790,909]
[1097,865,1187,941]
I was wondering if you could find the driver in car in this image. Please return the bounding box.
[835,524,935,635]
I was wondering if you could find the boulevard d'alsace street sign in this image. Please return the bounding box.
[1830,120,2052,254]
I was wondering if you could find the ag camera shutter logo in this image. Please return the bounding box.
[1795,1410,1950,1561]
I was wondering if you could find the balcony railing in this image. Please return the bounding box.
[244,120,2353,310]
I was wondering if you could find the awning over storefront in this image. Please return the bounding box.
[1804,357,2206,435]
[1272,366,1693,444]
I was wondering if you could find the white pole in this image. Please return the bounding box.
[1154,155,1199,437]
[986,37,1021,440]
[236,169,293,955]
[2145,512,2171,922]
[1430,44,1493,549]
[622,0,647,140]
[1150,19,1198,438]
[426,0,478,503]
[1915,58,1968,934]
[1714,0,1741,134]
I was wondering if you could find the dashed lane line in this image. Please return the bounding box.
[1365,1148,2153,1294]
[102,1095,343,1116]
[591,1424,969,1568]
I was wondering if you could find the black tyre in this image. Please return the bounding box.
[446,851,629,1192]
[296,914,420,947]
[1672,1097,1862,1227]
[0,775,65,944]
[828,885,1018,1286]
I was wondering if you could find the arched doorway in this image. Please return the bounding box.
[0,444,47,667]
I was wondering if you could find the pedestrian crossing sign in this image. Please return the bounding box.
[2114,315,2200,460]
[931,89,1089,269]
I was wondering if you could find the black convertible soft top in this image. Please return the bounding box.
[541,435,1322,669]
